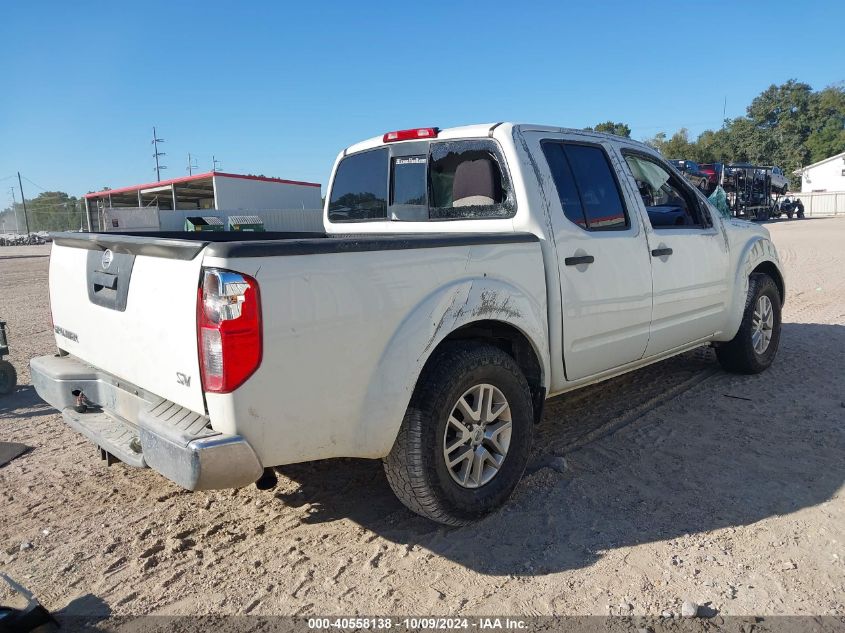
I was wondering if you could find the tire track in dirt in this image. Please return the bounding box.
[533,348,720,463]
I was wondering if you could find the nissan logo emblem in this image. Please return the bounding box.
[101,249,113,269]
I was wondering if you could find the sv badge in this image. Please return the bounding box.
[176,372,191,387]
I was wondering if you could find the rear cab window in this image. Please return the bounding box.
[328,139,515,223]
[328,148,389,222]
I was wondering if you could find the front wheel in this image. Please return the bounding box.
[0,360,17,395]
[384,342,534,525]
[716,274,782,374]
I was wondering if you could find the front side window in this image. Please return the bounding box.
[624,153,708,228]
[328,148,388,222]
[542,141,628,230]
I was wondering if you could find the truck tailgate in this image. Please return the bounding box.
[48,238,206,413]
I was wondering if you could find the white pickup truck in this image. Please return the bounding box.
[32,123,785,525]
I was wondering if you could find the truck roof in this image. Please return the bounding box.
[343,122,657,156]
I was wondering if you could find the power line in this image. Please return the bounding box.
[20,175,51,191]
[14,192,75,202]
[27,207,82,215]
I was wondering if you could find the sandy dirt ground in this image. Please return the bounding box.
[0,219,843,625]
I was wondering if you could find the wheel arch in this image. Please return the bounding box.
[750,260,785,306]
[355,277,550,458]
[433,320,546,424]
[717,236,785,342]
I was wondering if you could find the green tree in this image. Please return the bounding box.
[645,128,697,159]
[805,83,845,163]
[3,191,85,233]
[690,128,732,164]
[641,81,845,191]
[586,121,631,138]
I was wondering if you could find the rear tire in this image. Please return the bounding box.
[716,274,781,374]
[0,360,17,395]
[384,342,534,525]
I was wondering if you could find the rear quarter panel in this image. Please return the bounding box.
[201,240,548,466]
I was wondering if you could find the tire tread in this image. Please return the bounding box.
[716,274,781,374]
[383,342,532,525]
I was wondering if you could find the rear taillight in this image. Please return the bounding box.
[197,268,262,393]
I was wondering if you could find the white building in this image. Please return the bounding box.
[84,171,323,232]
[795,151,845,193]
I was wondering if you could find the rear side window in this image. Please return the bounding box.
[541,143,586,228]
[328,148,388,222]
[542,142,628,230]
[428,140,514,220]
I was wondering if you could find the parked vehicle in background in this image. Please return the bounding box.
[669,160,709,191]
[0,233,48,247]
[768,166,790,193]
[773,196,805,219]
[31,123,785,525]
[725,163,789,194]
[699,162,723,190]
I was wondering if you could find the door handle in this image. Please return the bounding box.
[92,270,118,290]
[564,255,595,266]
[651,247,673,257]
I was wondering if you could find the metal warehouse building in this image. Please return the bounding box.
[83,171,322,232]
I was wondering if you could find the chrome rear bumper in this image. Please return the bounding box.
[30,354,263,490]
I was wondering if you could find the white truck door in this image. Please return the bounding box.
[534,136,653,381]
[620,151,730,357]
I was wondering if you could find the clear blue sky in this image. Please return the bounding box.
[1,1,843,200]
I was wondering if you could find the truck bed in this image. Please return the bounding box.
[53,230,536,259]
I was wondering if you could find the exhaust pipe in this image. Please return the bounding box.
[71,389,88,413]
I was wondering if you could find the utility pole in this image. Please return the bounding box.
[722,96,727,126]
[212,155,221,172]
[186,152,198,175]
[17,172,31,235]
[152,126,167,181]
